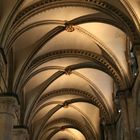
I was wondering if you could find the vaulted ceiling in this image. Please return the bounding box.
[0,0,140,140]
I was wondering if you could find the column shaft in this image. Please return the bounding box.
[120,95,131,140]
[0,96,18,140]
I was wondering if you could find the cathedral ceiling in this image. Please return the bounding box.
[0,0,140,140]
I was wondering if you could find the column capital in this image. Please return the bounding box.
[116,89,131,98]
[0,95,19,116]
[133,44,140,58]
[0,93,20,104]
[13,126,29,140]
[133,44,140,50]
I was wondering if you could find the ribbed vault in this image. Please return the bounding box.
[1,0,140,140]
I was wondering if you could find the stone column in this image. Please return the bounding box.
[118,91,131,140]
[102,123,116,140]
[116,116,123,140]
[134,45,140,140]
[13,127,29,140]
[0,95,19,140]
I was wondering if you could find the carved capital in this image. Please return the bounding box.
[134,45,140,53]
[0,96,19,116]
[134,45,140,60]
[13,127,29,140]
[116,89,131,98]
